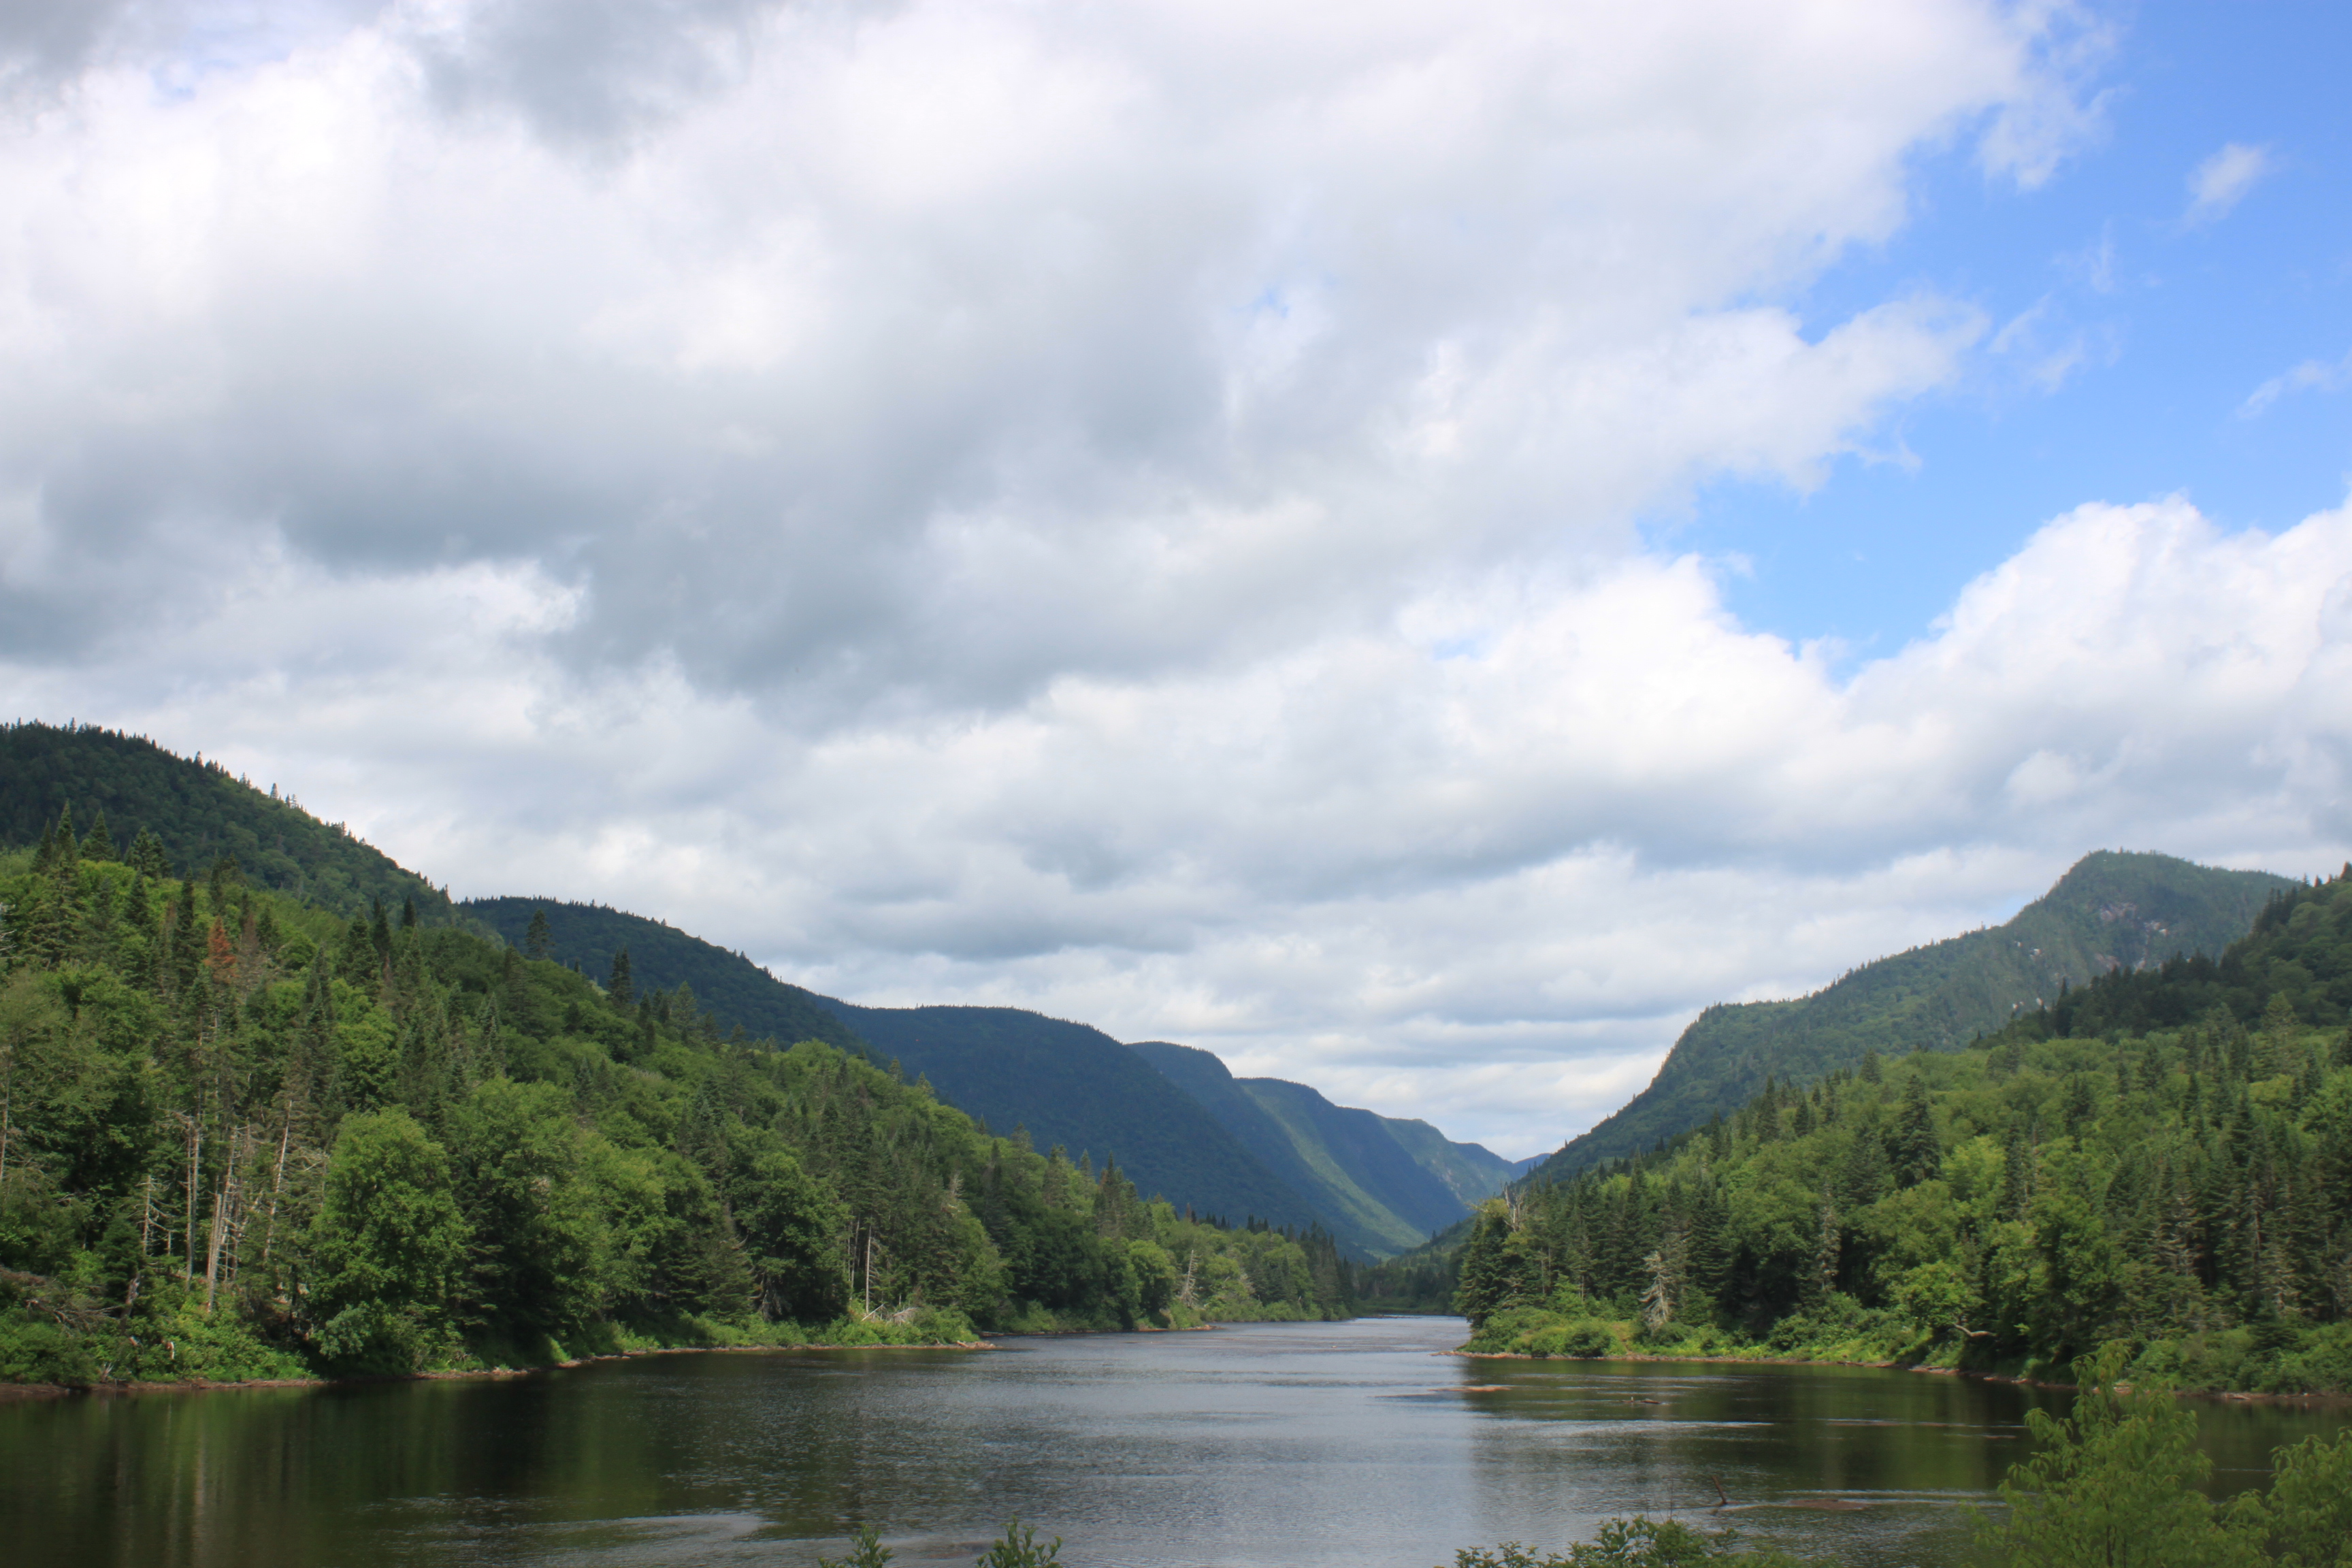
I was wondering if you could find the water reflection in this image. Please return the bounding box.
[4,1319,2342,1567]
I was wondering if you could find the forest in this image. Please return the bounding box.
[1529,850,2291,1184]
[0,810,1352,1386]
[1455,872,2352,1394]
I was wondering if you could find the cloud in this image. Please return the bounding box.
[16,493,2352,1157]
[2241,346,2352,419]
[0,0,2176,1156]
[2184,140,2272,227]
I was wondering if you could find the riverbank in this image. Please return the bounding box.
[1447,1343,2352,1407]
[0,1333,1002,1402]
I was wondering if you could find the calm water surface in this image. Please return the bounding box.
[5,1317,2345,1568]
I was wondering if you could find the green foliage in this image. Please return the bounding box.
[0,721,460,922]
[1451,872,2352,1389]
[2225,1428,2352,1567]
[0,774,1350,1384]
[819,1526,894,1568]
[1982,1345,2233,1567]
[1532,852,2291,1183]
[1134,1039,1508,1256]
[975,1519,1061,1568]
[309,1109,471,1372]
[1978,1346,2352,1568]
[829,1004,1333,1247]
[1450,1517,1814,1567]
[460,896,862,1053]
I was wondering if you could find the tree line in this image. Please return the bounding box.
[0,813,1351,1384]
[1452,871,2352,1394]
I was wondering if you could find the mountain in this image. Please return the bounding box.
[814,1003,1334,1242]
[461,896,864,1055]
[1525,850,2296,1186]
[1131,1041,1513,1256]
[0,720,457,921]
[1377,1115,1529,1207]
[1453,918,2352,1392]
[466,900,1526,1256]
[0,770,1355,1388]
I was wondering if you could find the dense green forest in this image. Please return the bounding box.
[1528,850,2293,1183]
[1448,1350,2352,1567]
[462,896,866,1056]
[1456,873,2352,1393]
[0,816,1352,1386]
[462,898,1360,1249]
[813,1002,1339,1243]
[1135,1040,1508,1255]
[0,722,461,924]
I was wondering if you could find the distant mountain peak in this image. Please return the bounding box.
[1522,849,2294,1186]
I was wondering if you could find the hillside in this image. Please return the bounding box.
[0,721,457,921]
[0,751,1356,1387]
[1526,850,2294,1185]
[1132,1041,1512,1256]
[815,1003,1333,1243]
[461,897,864,1055]
[1456,874,2352,1393]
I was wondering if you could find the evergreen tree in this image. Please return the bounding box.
[129,828,169,880]
[82,809,116,862]
[610,947,634,1006]
[1886,1074,1940,1188]
[525,907,553,960]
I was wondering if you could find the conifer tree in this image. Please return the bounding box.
[610,948,634,1006]
[82,809,116,862]
[129,828,169,880]
[525,907,553,960]
[1886,1074,1941,1188]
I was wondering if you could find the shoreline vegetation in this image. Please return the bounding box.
[1446,869,2352,1401]
[1444,1348,2352,1568]
[0,791,1356,1392]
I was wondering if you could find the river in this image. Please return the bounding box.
[4,1317,2342,1567]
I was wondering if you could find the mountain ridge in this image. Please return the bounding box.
[1523,849,2296,1186]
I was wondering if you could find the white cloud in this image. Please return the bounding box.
[2242,346,2352,419]
[2184,140,2272,227]
[17,494,2352,1158]
[0,0,2217,1159]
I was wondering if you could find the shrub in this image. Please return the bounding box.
[1563,1322,1617,1359]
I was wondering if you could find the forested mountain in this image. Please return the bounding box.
[0,812,1354,1386]
[0,721,457,923]
[814,1003,1331,1241]
[1526,851,2292,1184]
[1132,1041,1513,1256]
[461,898,863,1056]
[1459,868,2352,1393]
[466,898,1520,1257]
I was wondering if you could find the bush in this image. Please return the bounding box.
[0,1311,99,1384]
[1563,1322,1617,1359]
[975,1518,1061,1568]
[1450,1515,1814,1565]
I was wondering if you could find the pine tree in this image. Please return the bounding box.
[83,809,116,862]
[1886,1074,1941,1188]
[129,828,170,880]
[525,908,553,960]
[610,948,634,1006]
[400,897,418,931]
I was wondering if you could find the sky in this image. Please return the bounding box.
[3,1,2351,1159]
